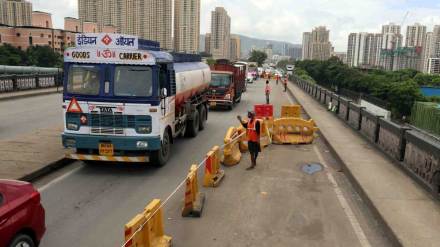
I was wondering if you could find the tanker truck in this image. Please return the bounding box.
[61,33,211,166]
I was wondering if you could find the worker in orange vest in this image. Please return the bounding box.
[265,80,271,104]
[237,111,261,170]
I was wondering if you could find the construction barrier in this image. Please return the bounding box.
[182,165,205,217]
[281,105,301,118]
[259,119,272,148]
[203,146,225,187]
[237,126,248,152]
[272,118,318,144]
[222,127,243,166]
[124,199,172,247]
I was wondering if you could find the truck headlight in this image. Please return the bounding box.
[224,94,231,100]
[67,123,79,131]
[136,141,149,148]
[64,138,76,147]
[136,126,152,134]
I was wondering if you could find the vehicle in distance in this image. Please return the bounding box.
[0,180,46,247]
[208,59,246,110]
[246,72,255,84]
[62,33,211,166]
[286,64,294,75]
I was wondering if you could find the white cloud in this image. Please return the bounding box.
[31,0,440,52]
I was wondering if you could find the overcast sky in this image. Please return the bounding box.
[30,0,440,51]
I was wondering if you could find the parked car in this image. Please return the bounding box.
[0,180,45,247]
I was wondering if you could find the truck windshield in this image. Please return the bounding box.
[114,66,153,97]
[67,65,100,95]
[210,74,231,87]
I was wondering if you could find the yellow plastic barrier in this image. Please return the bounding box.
[281,105,301,118]
[222,127,242,166]
[272,118,318,144]
[182,165,205,217]
[124,199,172,247]
[237,126,248,152]
[203,146,225,187]
[259,118,273,148]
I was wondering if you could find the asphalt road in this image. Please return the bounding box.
[0,93,62,140]
[33,79,393,247]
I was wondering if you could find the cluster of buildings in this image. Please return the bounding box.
[203,7,241,61]
[346,22,440,74]
[0,0,202,54]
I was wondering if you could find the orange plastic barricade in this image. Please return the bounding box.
[237,126,248,152]
[281,105,301,118]
[203,146,225,187]
[222,127,242,166]
[124,199,172,247]
[182,165,205,217]
[272,118,318,144]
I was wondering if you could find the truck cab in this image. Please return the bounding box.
[62,33,210,166]
[208,59,245,110]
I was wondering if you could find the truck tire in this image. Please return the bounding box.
[152,130,171,167]
[199,105,207,130]
[185,110,199,137]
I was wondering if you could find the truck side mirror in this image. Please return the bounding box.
[161,88,168,99]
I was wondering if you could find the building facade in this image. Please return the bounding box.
[31,11,52,28]
[427,58,440,74]
[347,32,382,68]
[230,35,241,61]
[78,0,173,50]
[210,7,231,60]
[301,32,311,60]
[309,26,332,61]
[204,33,211,54]
[0,0,32,26]
[174,0,200,53]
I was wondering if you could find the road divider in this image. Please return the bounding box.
[222,127,243,166]
[182,165,205,217]
[203,146,225,187]
[124,199,172,247]
[272,118,318,145]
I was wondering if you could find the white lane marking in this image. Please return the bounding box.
[313,146,372,247]
[38,165,83,192]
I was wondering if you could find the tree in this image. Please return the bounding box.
[276,59,295,70]
[248,50,267,66]
[26,45,63,67]
[0,44,26,66]
[206,58,216,66]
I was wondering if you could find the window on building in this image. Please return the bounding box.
[0,34,2,43]
[18,46,21,50]
[49,35,51,38]
[46,21,49,28]
[16,33,20,37]
[40,33,44,38]
[75,26,78,32]
[29,37,32,45]
[48,41,51,45]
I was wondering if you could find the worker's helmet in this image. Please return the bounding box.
[247,110,255,118]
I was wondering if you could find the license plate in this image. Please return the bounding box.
[99,143,114,156]
[210,102,216,107]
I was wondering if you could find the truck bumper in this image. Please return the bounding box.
[62,133,161,154]
[208,99,233,107]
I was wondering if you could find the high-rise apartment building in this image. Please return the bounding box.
[174,0,200,53]
[301,32,311,60]
[230,35,241,61]
[0,0,32,26]
[78,0,173,50]
[210,7,231,60]
[406,23,426,47]
[204,33,211,54]
[382,23,401,35]
[347,32,382,68]
[310,26,332,61]
[427,58,440,75]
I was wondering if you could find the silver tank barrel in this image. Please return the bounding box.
[0,65,62,74]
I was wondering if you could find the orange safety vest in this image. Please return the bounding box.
[247,119,260,142]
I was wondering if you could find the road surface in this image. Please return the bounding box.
[33,79,393,246]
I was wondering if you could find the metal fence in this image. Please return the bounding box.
[0,73,63,93]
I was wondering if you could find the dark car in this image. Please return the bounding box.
[0,180,45,247]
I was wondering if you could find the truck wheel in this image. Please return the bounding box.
[185,110,199,137]
[8,234,35,247]
[152,131,171,167]
[199,105,207,130]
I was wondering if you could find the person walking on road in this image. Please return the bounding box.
[276,75,279,85]
[237,111,261,170]
[265,80,271,104]
[283,77,288,92]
